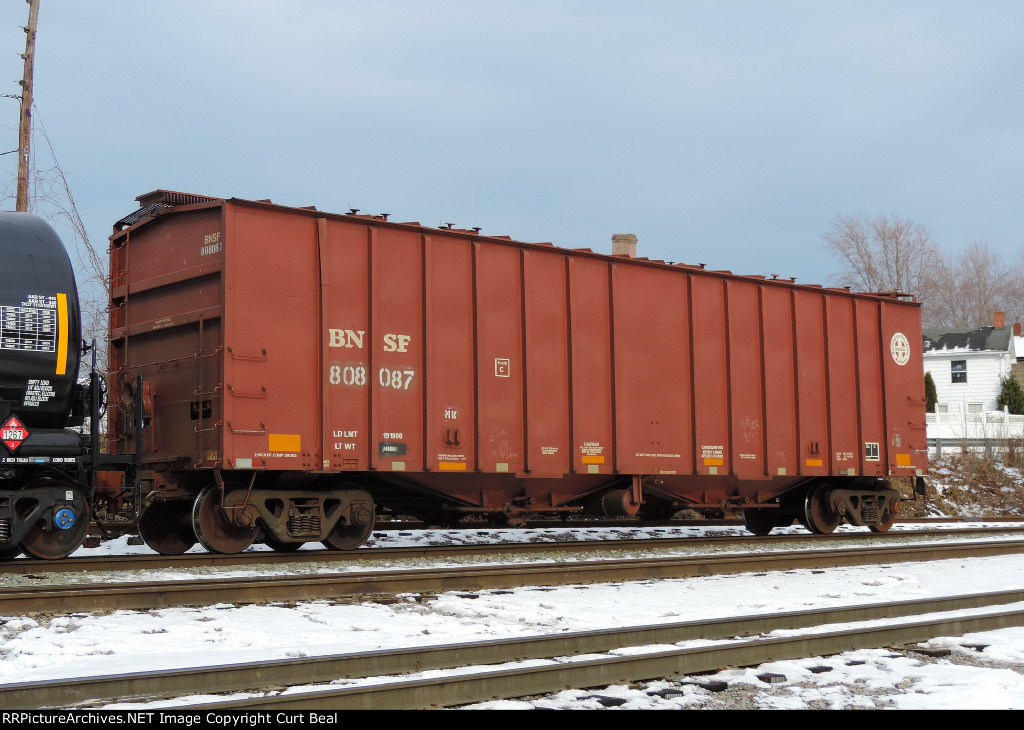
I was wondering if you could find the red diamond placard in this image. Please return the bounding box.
[1,415,29,453]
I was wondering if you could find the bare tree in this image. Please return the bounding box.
[2,106,108,367]
[821,213,941,299]
[926,242,1024,329]
[823,214,1024,329]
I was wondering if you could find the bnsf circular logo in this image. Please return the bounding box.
[890,332,911,366]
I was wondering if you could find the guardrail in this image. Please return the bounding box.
[928,436,1024,456]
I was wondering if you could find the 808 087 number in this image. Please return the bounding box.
[329,365,366,386]
[379,367,415,390]
[329,365,414,390]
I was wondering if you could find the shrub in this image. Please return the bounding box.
[998,376,1024,415]
[924,372,937,413]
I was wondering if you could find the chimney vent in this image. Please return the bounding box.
[1015,322,1021,337]
[612,233,637,258]
[995,311,1006,329]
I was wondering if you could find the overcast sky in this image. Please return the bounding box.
[1,1,1021,287]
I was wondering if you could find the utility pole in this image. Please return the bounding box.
[16,0,39,212]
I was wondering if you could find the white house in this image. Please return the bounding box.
[922,316,1023,443]
[922,324,1015,413]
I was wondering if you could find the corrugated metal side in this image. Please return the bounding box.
[613,264,694,476]
[726,279,766,479]
[221,204,319,471]
[110,197,927,484]
[108,206,225,464]
[567,256,614,475]
[881,300,928,476]
[522,249,571,477]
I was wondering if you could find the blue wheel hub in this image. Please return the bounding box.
[54,507,76,530]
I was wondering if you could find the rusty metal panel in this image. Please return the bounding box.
[320,218,371,472]
[793,288,829,476]
[612,264,692,476]
[726,279,766,478]
[223,204,319,472]
[424,235,475,474]
[368,226,424,473]
[690,274,728,476]
[825,295,860,475]
[567,257,614,476]
[881,300,928,475]
[523,250,570,477]
[108,207,225,465]
[761,285,798,477]
[474,242,524,475]
[853,298,887,477]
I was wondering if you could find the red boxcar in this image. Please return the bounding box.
[108,191,927,554]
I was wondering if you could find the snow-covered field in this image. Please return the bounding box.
[2,523,1024,710]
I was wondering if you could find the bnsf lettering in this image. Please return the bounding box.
[200,232,223,257]
[383,333,412,352]
[329,329,365,349]
[328,331,412,352]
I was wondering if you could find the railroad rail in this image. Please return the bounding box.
[89,515,1024,538]
[4,589,1023,709]
[2,538,1023,615]
[4,525,1023,577]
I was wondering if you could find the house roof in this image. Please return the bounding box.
[922,326,1012,354]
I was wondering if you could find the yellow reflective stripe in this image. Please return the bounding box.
[56,293,68,375]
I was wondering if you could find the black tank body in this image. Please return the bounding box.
[0,212,81,430]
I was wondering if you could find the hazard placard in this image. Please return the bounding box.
[1,415,29,453]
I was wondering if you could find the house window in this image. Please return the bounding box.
[936,404,948,413]
[968,403,983,413]
[951,360,967,383]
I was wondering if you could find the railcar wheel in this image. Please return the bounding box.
[869,508,897,533]
[637,498,676,520]
[324,519,374,550]
[803,485,842,535]
[741,508,777,536]
[264,537,304,552]
[139,500,197,555]
[20,481,91,560]
[323,494,375,551]
[192,485,258,554]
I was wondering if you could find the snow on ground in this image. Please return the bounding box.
[2,523,1024,709]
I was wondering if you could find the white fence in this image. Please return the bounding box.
[925,410,1024,441]
[926,410,1024,454]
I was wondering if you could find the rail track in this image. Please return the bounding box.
[4,589,1023,709]
[4,525,1023,577]
[89,515,1024,538]
[2,538,1023,615]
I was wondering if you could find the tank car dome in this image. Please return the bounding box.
[0,211,82,430]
